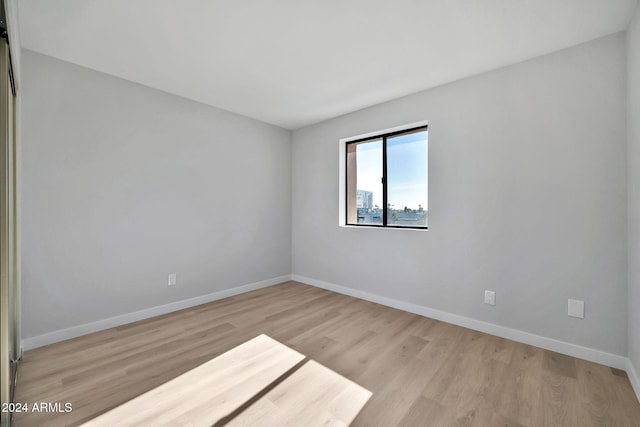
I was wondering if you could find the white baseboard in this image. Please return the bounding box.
[291,274,628,370]
[627,358,640,402]
[22,275,291,351]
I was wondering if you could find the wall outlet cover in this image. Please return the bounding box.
[168,273,177,286]
[568,299,584,319]
[484,290,496,306]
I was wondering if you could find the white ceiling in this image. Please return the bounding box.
[19,0,638,129]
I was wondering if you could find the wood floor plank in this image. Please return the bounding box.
[226,360,371,427]
[540,370,580,427]
[351,338,432,427]
[544,350,578,379]
[397,396,448,426]
[495,343,545,426]
[13,281,640,427]
[79,334,304,427]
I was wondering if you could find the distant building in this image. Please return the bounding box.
[391,209,428,226]
[356,190,373,209]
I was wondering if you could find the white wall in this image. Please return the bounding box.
[628,2,640,388]
[21,50,292,340]
[292,33,628,357]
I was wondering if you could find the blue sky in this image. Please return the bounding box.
[356,131,428,210]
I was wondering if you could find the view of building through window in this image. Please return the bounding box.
[346,127,428,228]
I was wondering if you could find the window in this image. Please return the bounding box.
[344,123,428,229]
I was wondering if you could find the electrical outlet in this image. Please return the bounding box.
[168,273,177,287]
[568,299,584,319]
[484,290,496,305]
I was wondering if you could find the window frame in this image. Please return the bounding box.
[342,122,428,230]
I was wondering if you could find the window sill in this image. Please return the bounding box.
[340,224,429,231]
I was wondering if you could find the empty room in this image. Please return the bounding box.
[1,0,640,426]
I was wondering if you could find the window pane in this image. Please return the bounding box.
[346,139,383,225]
[387,130,428,227]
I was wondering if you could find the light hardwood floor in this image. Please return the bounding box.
[226,359,372,427]
[80,334,306,427]
[13,281,640,426]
